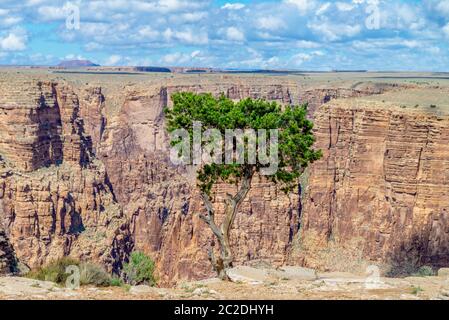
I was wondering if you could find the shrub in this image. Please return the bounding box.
[411,285,424,295]
[110,276,124,287]
[27,257,115,287]
[412,266,435,277]
[79,263,112,287]
[430,104,437,108]
[123,251,156,286]
[26,257,80,284]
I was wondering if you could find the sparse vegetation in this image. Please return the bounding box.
[412,266,435,277]
[165,93,321,280]
[411,285,424,295]
[26,257,80,285]
[110,276,124,287]
[122,251,157,286]
[79,263,112,287]
[430,104,437,108]
[386,262,436,278]
[26,257,117,287]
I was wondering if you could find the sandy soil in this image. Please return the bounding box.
[1,271,448,300]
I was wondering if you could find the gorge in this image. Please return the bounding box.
[0,70,447,285]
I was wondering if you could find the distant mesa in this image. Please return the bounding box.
[57,60,100,68]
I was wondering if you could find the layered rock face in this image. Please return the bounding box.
[294,101,449,273]
[0,78,132,271]
[1,72,429,283]
[98,83,302,284]
[0,229,17,274]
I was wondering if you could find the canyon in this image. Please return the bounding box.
[0,69,448,286]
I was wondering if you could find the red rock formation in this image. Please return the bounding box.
[0,73,418,283]
[0,229,17,274]
[294,101,449,274]
[97,83,301,284]
[0,78,132,272]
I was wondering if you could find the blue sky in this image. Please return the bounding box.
[0,0,448,70]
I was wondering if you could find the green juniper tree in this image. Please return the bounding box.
[165,92,322,280]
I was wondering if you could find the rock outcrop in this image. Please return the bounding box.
[97,83,302,284]
[1,71,429,284]
[294,101,449,274]
[0,229,17,274]
[0,77,132,272]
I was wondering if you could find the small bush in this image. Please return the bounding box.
[110,276,124,287]
[79,263,112,287]
[123,251,156,286]
[412,266,435,277]
[27,257,115,287]
[411,285,424,295]
[26,257,80,284]
[430,104,437,108]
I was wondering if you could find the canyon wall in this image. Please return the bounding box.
[97,82,303,284]
[0,78,132,272]
[0,229,17,274]
[293,101,449,274]
[1,73,436,283]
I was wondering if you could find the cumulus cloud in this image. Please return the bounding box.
[104,55,122,66]
[257,16,286,31]
[225,27,245,42]
[443,23,449,37]
[221,3,246,10]
[0,0,448,70]
[0,31,27,51]
[284,0,316,14]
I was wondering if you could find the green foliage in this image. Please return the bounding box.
[79,263,112,287]
[412,266,435,277]
[411,285,424,295]
[123,251,157,286]
[110,276,124,287]
[165,92,322,194]
[27,257,115,287]
[26,257,80,284]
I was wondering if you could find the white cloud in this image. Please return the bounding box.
[443,23,449,38]
[316,2,331,15]
[138,26,160,40]
[161,50,201,65]
[0,16,22,26]
[257,16,286,31]
[163,28,208,45]
[221,3,246,10]
[436,0,449,15]
[104,55,122,66]
[226,27,245,41]
[295,40,321,48]
[336,2,355,11]
[309,22,361,41]
[284,0,315,14]
[0,32,27,51]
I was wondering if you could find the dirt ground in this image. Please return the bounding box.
[1,269,448,300]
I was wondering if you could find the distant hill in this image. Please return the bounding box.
[57,60,100,68]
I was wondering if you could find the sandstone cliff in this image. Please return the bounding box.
[0,72,423,283]
[97,82,302,284]
[294,100,449,274]
[0,229,17,274]
[0,78,132,272]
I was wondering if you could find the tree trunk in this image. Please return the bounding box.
[199,169,253,281]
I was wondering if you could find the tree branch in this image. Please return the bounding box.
[221,167,254,238]
[199,192,222,240]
